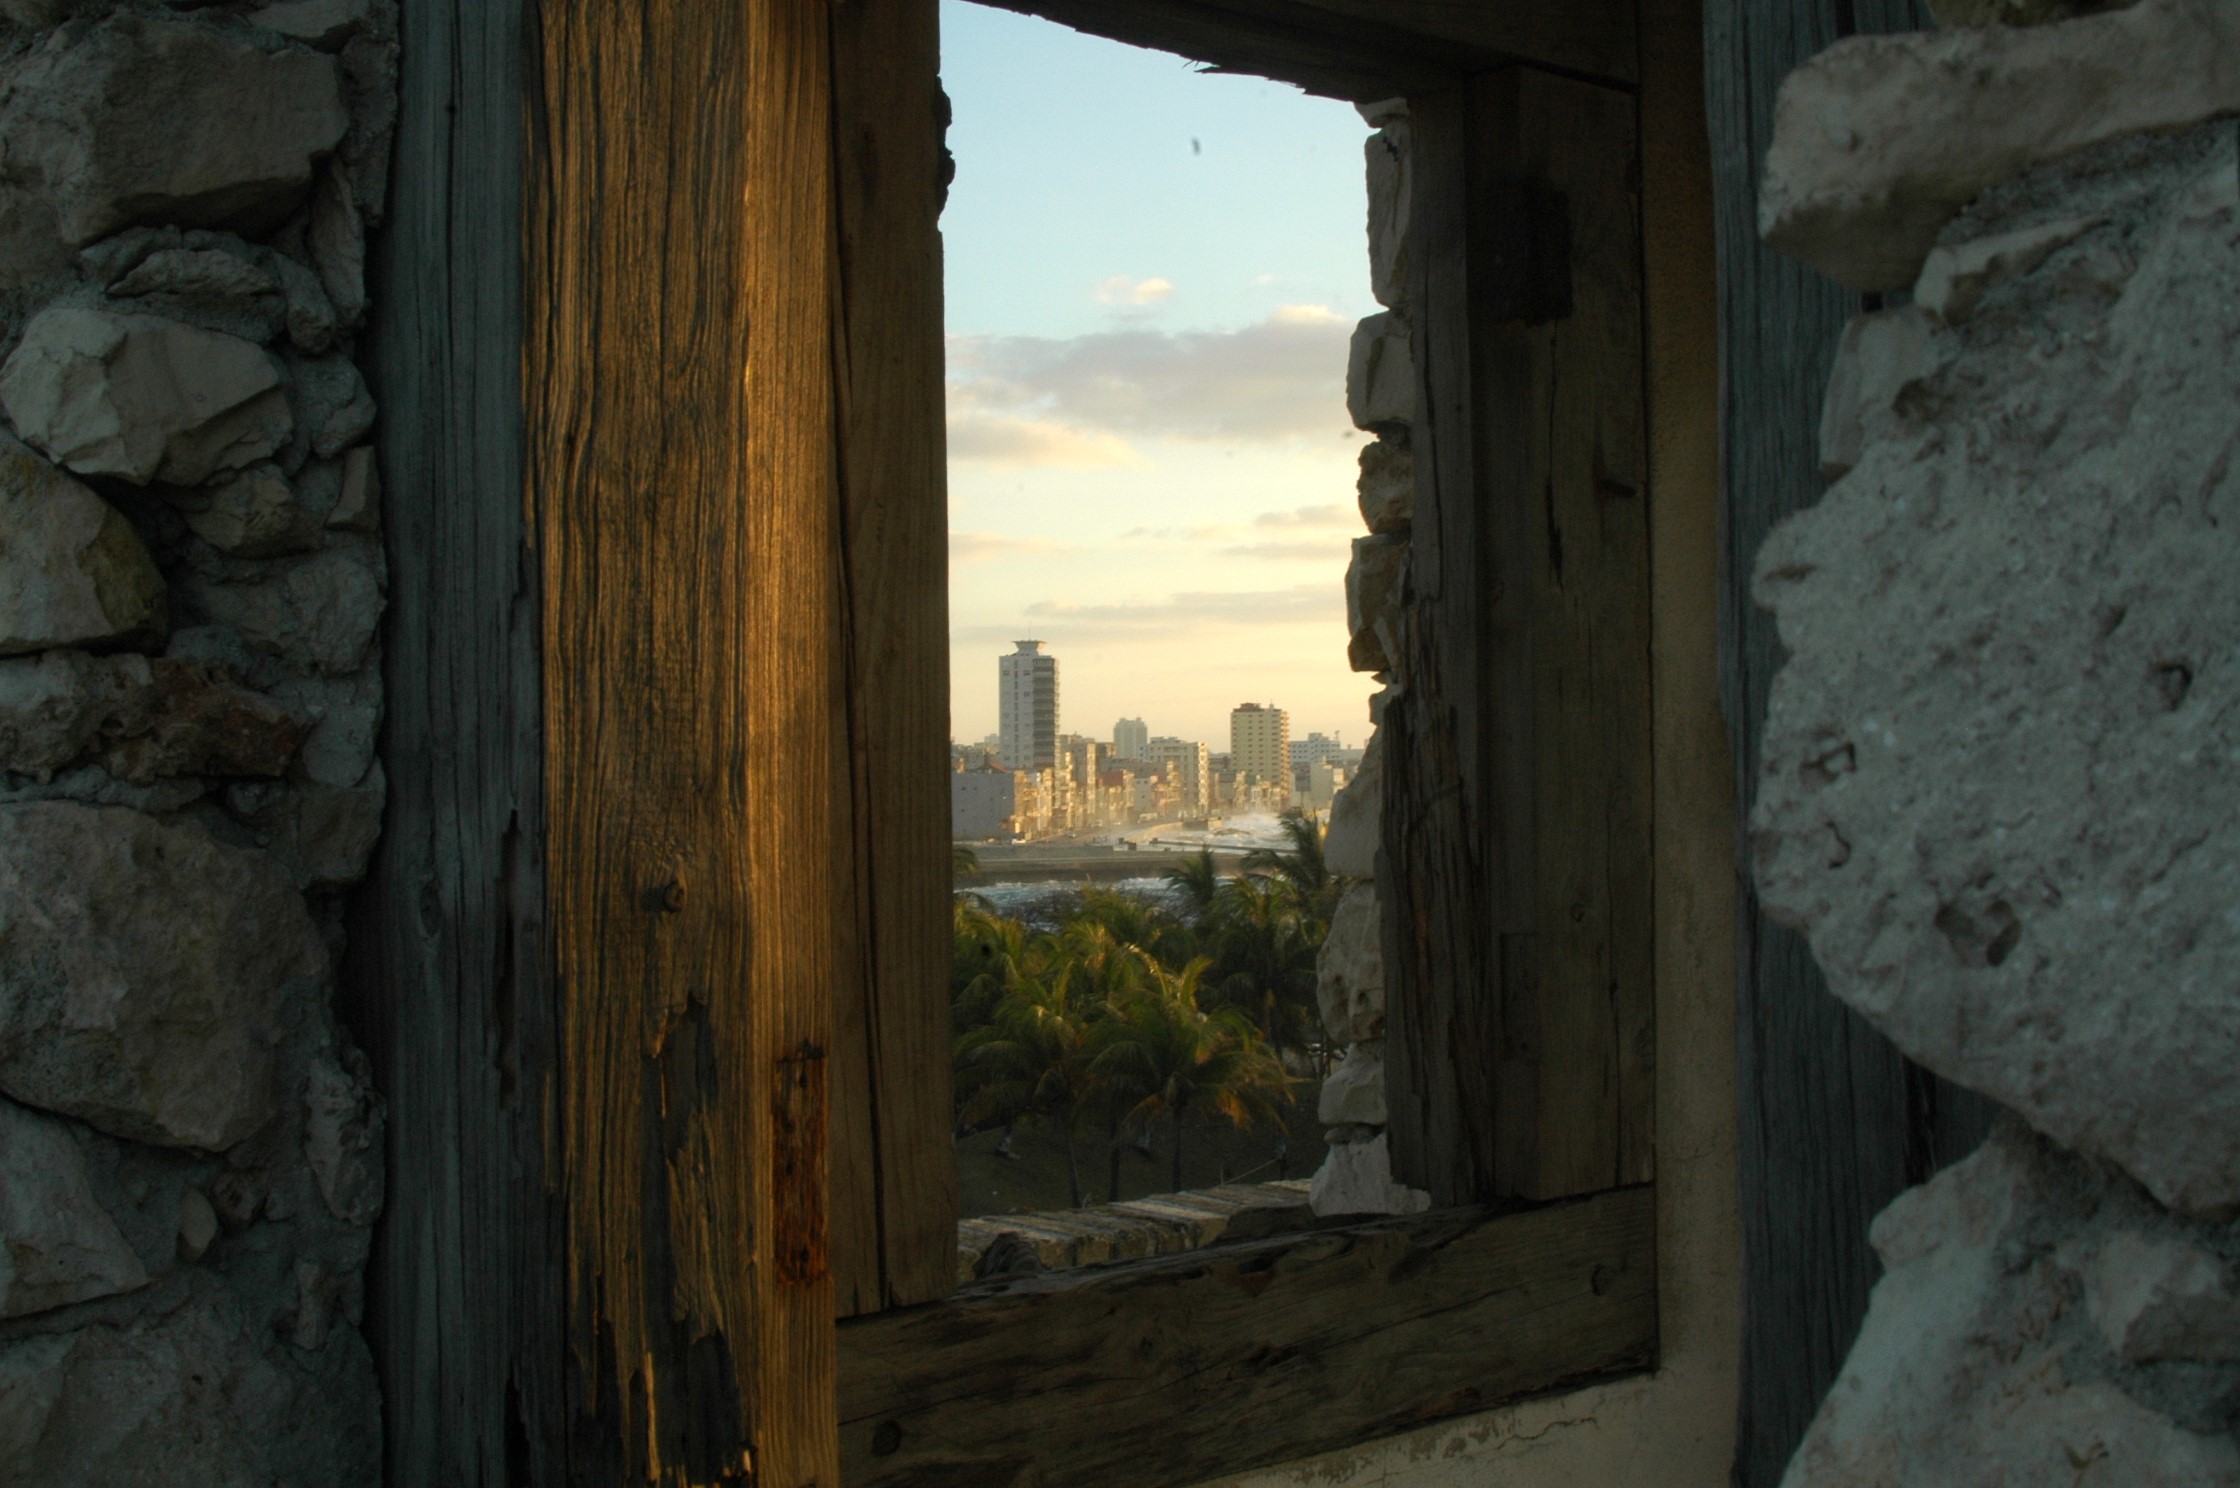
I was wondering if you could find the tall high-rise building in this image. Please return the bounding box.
[1146,737,1209,814]
[1112,717,1149,762]
[1229,702,1291,806]
[998,640,1059,770]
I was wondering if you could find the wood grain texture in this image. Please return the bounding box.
[838,1186,1657,1488]
[529,0,840,1479]
[1702,0,1998,1481]
[1385,69,1655,1208]
[828,0,960,1321]
[987,0,1637,100]
[359,0,561,1482]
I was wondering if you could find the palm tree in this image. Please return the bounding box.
[1244,810,1329,895]
[952,844,982,880]
[1089,958,1293,1193]
[1163,848,1222,922]
[954,964,1100,1207]
[1206,872,1319,1053]
[951,898,1034,1038]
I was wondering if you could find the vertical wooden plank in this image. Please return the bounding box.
[1488,70,1653,1199]
[1703,0,1997,1481]
[528,0,840,1479]
[829,0,961,1319]
[1385,68,1654,1206]
[1382,85,1501,1208]
[359,0,565,1481]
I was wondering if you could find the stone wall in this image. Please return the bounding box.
[1752,0,2240,1477]
[0,3,395,1481]
[1306,97,1430,1220]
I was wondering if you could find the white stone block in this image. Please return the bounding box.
[1316,882,1383,1044]
[1308,1131,1428,1218]
[1318,1041,1386,1126]
[1759,0,2240,290]
[1323,728,1380,879]
[1346,312,1414,432]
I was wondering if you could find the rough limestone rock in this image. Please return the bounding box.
[0,651,304,783]
[180,465,317,557]
[1816,306,1938,480]
[1346,312,1414,432]
[0,187,69,290]
[290,351,375,458]
[1318,1040,1387,1126]
[1365,119,1410,312]
[251,0,373,51]
[0,14,348,246]
[1931,0,2139,24]
[0,308,291,486]
[307,160,367,327]
[1753,126,2240,1214]
[326,445,379,533]
[0,1098,147,1318]
[0,802,325,1150]
[1323,727,1381,879]
[1309,1131,1428,1219]
[1345,533,1405,674]
[226,762,386,889]
[2085,1232,2240,1363]
[1356,436,1411,535]
[1317,883,1384,1044]
[0,434,165,657]
[98,657,309,783]
[273,669,379,787]
[0,651,154,779]
[1758,0,2240,290]
[176,540,384,677]
[0,1273,380,1488]
[302,1046,382,1227]
[1913,215,2101,325]
[109,245,288,344]
[1783,1127,2240,1487]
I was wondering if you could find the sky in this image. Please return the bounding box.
[940,0,1378,751]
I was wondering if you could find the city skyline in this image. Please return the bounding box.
[969,641,1349,764]
[940,1,1376,755]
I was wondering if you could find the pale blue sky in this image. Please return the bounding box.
[941,0,1378,750]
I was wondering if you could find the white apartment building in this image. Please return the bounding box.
[1229,702,1291,807]
[1111,716,1148,761]
[1145,736,1209,814]
[997,640,1058,771]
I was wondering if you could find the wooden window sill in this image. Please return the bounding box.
[841,1184,1657,1488]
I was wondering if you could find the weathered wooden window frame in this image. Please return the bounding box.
[833,4,1666,1485]
[364,0,1696,1482]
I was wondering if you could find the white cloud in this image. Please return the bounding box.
[945,307,1353,447]
[1095,274,1176,305]
[950,531,1069,562]
[955,582,1342,643]
[1269,303,1346,326]
[944,383,1144,468]
[1219,540,1348,562]
[1255,503,1352,529]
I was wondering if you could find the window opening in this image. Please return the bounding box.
[938,0,1391,1269]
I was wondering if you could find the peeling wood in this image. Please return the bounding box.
[529,0,841,1478]
[1384,69,1655,1207]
